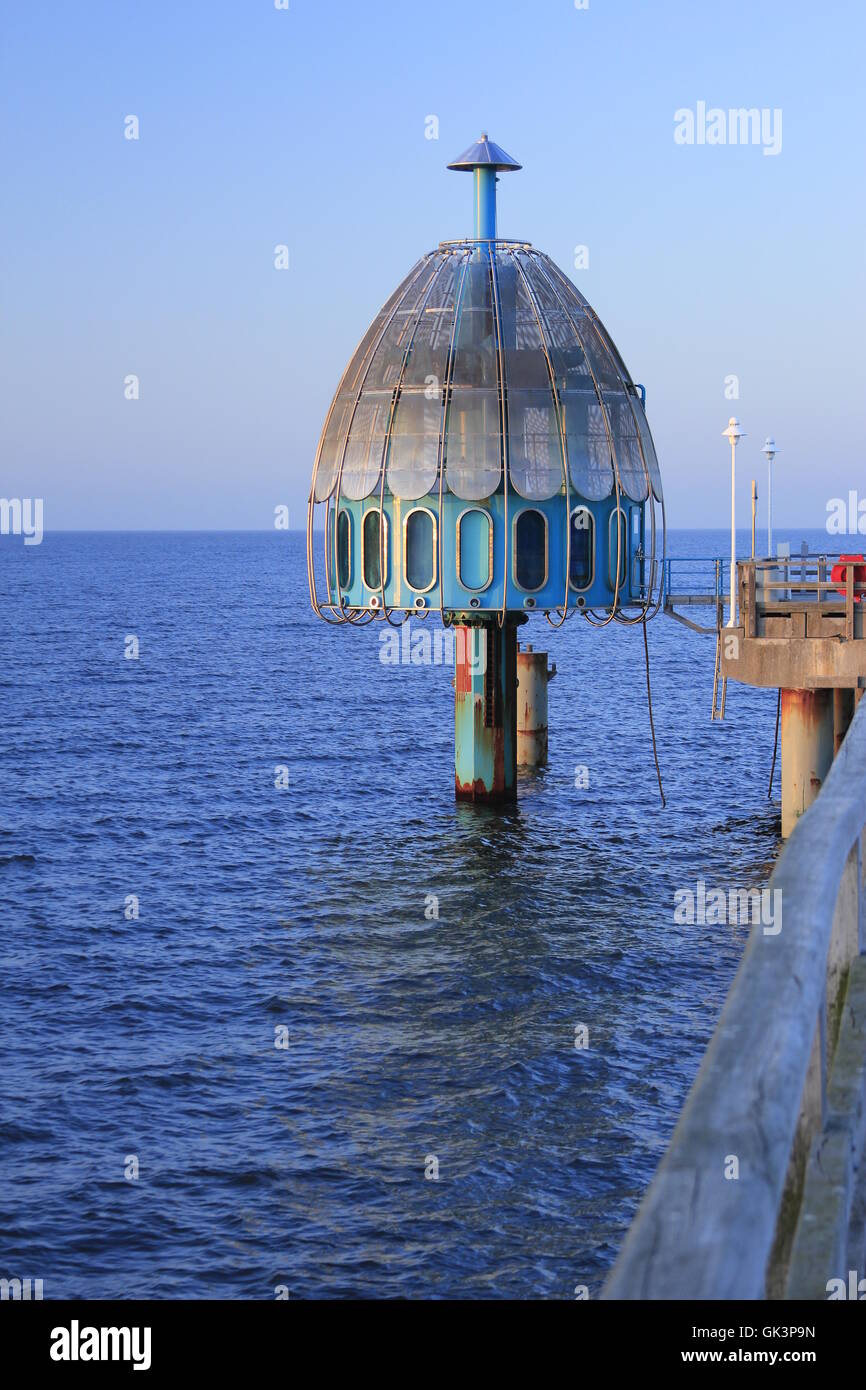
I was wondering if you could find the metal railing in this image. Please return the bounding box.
[662,556,725,634]
[603,695,866,1300]
[662,555,725,603]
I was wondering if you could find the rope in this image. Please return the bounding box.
[642,614,665,808]
[768,688,781,798]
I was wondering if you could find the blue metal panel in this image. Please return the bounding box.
[328,492,649,617]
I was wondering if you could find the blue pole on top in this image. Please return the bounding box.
[474,166,497,240]
[446,131,521,243]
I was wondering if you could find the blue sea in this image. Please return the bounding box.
[0,526,834,1298]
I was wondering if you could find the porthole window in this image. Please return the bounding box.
[362,509,389,590]
[457,507,493,592]
[404,508,437,592]
[608,507,627,591]
[337,509,352,590]
[569,507,594,590]
[514,508,548,592]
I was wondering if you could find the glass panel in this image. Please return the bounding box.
[515,509,547,591]
[451,310,498,387]
[599,325,632,383]
[315,389,355,502]
[363,510,387,589]
[445,389,502,499]
[499,267,550,389]
[458,509,492,591]
[519,249,663,502]
[608,399,649,502]
[543,315,593,392]
[569,314,622,395]
[507,389,562,500]
[543,312,578,351]
[341,392,391,499]
[534,252,590,315]
[635,402,664,500]
[313,256,435,501]
[337,510,351,590]
[363,260,442,390]
[386,391,441,499]
[405,509,435,591]
[460,257,493,310]
[516,251,566,317]
[401,256,463,389]
[561,392,614,499]
[569,508,593,589]
[451,260,497,389]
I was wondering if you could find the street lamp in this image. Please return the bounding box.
[722,417,745,626]
[762,437,777,558]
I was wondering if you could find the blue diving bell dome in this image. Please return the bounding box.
[307,135,664,625]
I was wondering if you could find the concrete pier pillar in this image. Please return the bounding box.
[516,644,555,766]
[833,687,855,754]
[780,688,835,838]
[454,619,518,803]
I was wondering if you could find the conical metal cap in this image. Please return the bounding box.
[447,132,521,172]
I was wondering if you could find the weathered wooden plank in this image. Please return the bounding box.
[785,1129,853,1300]
[827,847,861,1054]
[786,957,866,1298]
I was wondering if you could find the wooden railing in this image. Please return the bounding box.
[739,554,866,641]
[603,697,866,1300]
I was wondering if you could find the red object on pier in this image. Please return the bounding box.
[830,554,866,602]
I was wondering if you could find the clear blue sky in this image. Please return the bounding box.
[2,0,863,530]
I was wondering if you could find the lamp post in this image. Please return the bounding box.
[722,417,745,627]
[762,437,777,558]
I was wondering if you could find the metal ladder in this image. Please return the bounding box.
[711,629,727,720]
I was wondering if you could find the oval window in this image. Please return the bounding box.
[404,509,436,592]
[514,509,547,592]
[569,507,593,590]
[457,508,492,591]
[337,509,352,590]
[362,509,388,590]
[608,508,627,591]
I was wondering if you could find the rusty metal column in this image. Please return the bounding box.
[780,688,835,838]
[454,620,518,803]
[516,644,556,766]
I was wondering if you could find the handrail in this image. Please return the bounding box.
[603,696,866,1299]
[662,557,725,596]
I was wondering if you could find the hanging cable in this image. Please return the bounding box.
[642,613,665,808]
[768,688,781,798]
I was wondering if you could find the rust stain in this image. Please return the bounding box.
[781,688,833,736]
[455,774,515,804]
[454,626,473,695]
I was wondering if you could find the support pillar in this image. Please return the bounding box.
[780,688,835,839]
[833,687,855,755]
[516,644,555,767]
[454,619,518,803]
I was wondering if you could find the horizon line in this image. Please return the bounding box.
[1,524,844,536]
